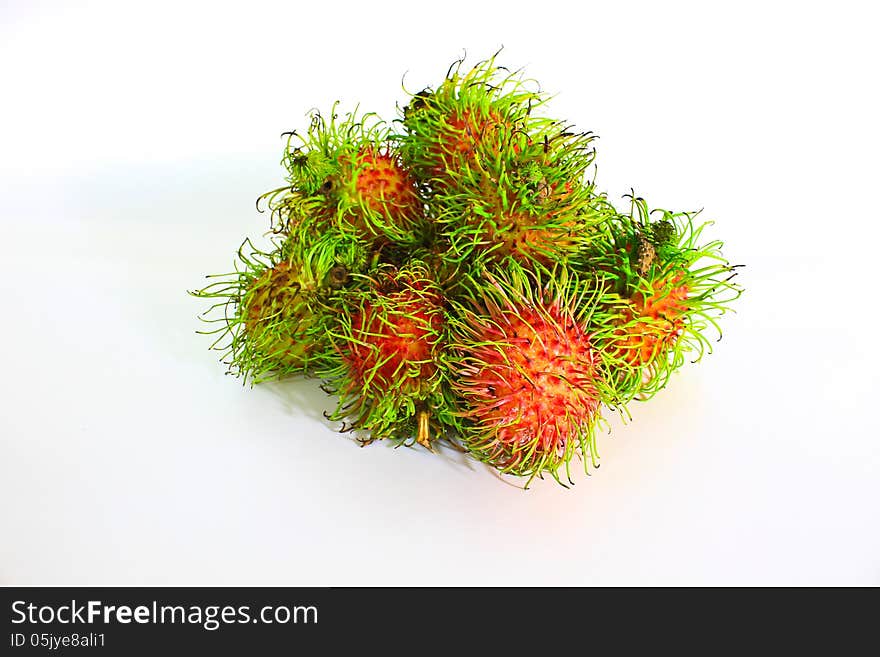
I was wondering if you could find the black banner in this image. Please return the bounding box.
[0,586,865,653]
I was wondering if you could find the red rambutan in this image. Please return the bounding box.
[337,147,424,242]
[449,267,603,484]
[322,263,448,447]
[612,273,690,367]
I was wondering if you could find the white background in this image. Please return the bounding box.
[1,0,878,586]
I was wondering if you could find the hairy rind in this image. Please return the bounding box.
[281,224,369,287]
[317,261,460,446]
[446,260,609,486]
[189,231,366,383]
[583,196,743,405]
[398,53,552,188]
[264,104,428,246]
[433,178,611,271]
[398,56,608,268]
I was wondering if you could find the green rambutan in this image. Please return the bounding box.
[190,239,318,381]
[190,229,366,382]
[447,263,605,485]
[238,260,316,370]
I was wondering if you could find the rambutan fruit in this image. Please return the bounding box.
[399,54,546,193]
[271,106,426,245]
[447,264,605,485]
[586,196,742,402]
[399,56,605,268]
[190,230,366,382]
[238,260,317,371]
[334,146,425,243]
[434,127,607,268]
[319,262,454,448]
[405,103,515,184]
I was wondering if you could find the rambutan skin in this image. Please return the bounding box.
[335,147,426,243]
[447,265,604,483]
[190,240,331,383]
[345,274,442,397]
[190,225,370,384]
[266,106,428,246]
[319,263,455,447]
[399,56,546,193]
[584,197,743,404]
[406,105,514,184]
[240,260,315,368]
[434,177,608,270]
[611,274,690,368]
[399,60,606,269]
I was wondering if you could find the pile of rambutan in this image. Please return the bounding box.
[192,54,742,486]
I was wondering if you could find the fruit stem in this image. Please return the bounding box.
[417,409,432,450]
